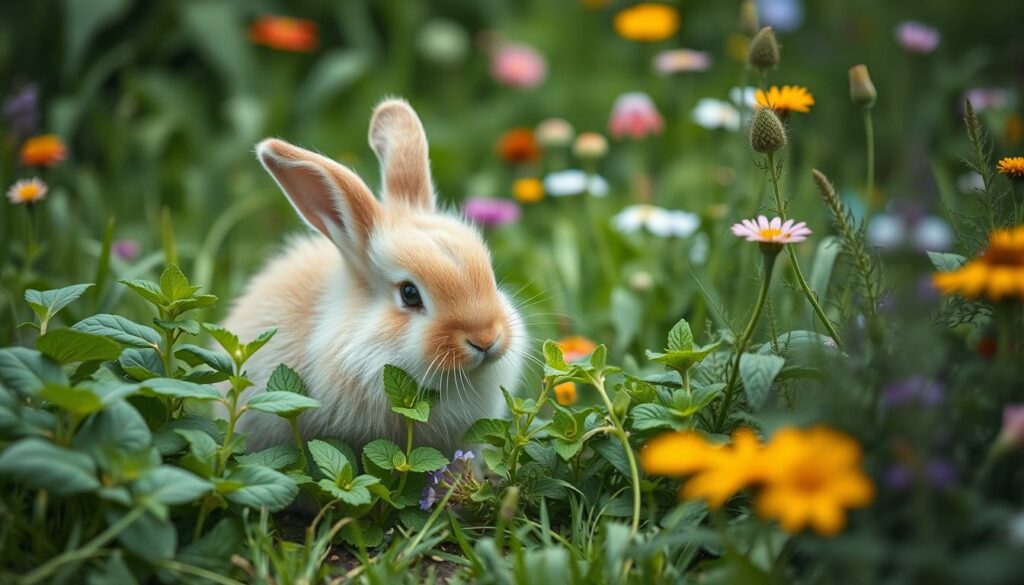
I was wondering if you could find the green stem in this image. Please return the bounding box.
[289,417,307,471]
[715,252,777,432]
[21,507,145,585]
[864,109,876,214]
[509,378,555,482]
[588,372,642,536]
[765,152,845,349]
[394,418,415,497]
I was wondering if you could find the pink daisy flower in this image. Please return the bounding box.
[731,215,812,244]
[608,92,664,140]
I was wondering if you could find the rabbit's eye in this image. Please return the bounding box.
[399,282,423,308]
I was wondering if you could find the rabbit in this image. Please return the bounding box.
[218,98,526,456]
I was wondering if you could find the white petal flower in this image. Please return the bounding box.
[544,169,609,197]
[692,98,741,131]
[912,217,953,251]
[612,205,700,238]
[867,214,905,249]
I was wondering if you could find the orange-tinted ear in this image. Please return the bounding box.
[257,138,381,262]
[368,98,435,211]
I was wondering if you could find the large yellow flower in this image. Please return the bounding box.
[641,428,765,508]
[997,156,1024,179]
[756,427,873,535]
[932,226,1024,301]
[613,4,680,42]
[756,86,815,114]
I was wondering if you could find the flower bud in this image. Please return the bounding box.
[499,486,520,520]
[848,64,877,109]
[739,1,759,36]
[749,108,787,153]
[573,132,608,161]
[535,118,575,148]
[747,26,779,73]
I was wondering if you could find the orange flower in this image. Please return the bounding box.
[513,178,544,204]
[756,86,815,114]
[556,335,597,362]
[614,4,680,42]
[20,135,66,167]
[497,128,540,164]
[554,382,577,406]
[249,15,318,52]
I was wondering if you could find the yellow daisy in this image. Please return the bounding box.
[756,85,815,114]
[6,178,48,205]
[932,226,1024,301]
[997,156,1024,179]
[756,426,873,535]
[513,178,544,204]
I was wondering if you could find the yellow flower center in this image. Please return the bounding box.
[19,184,40,199]
[790,466,828,493]
[758,227,782,240]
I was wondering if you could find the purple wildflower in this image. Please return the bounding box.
[882,376,944,408]
[112,239,141,261]
[420,449,476,511]
[3,84,39,139]
[895,21,940,54]
[463,198,520,227]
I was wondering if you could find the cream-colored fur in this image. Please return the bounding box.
[219,99,525,455]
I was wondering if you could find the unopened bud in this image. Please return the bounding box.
[749,108,787,153]
[739,1,759,36]
[747,27,779,73]
[848,64,877,109]
[573,132,608,161]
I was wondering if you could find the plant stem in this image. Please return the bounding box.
[394,418,415,497]
[21,507,145,585]
[715,252,777,432]
[765,152,845,349]
[289,417,307,471]
[588,372,642,536]
[509,378,555,482]
[864,109,876,213]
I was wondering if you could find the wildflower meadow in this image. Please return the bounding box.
[3,1,1024,583]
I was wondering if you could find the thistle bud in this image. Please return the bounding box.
[747,26,779,73]
[739,1,759,36]
[573,132,608,161]
[749,107,787,153]
[848,64,877,109]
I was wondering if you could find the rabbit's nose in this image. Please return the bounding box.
[466,332,498,355]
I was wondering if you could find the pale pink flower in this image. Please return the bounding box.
[490,43,547,88]
[463,197,520,226]
[731,215,812,244]
[895,21,940,54]
[653,49,711,75]
[1000,405,1024,449]
[608,92,664,140]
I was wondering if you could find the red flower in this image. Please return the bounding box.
[249,16,318,52]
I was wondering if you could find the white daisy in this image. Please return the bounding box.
[544,169,610,197]
[612,205,700,237]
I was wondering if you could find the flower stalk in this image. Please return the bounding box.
[585,369,642,536]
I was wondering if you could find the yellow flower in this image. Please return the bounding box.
[556,335,597,362]
[932,226,1024,301]
[756,426,873,535]
[613,4,679,42]
[756,85,815,114]
[997,156,1024,179]
[20,134,67,167]
[554,382,577,406]
[6,178,48,205]
[513,178,544,204]
[641,428,766,508]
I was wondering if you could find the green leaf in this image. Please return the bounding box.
[542,340,570,373]
[0,347,68,396]
[0,437,99,495]
[646,341,723,376]
[175,344,232,374]
[159,264,197,303]
[392,399,431,422]
[318,477,375,506]
[739,353,786,410]
[610,287,643,352]
[363,439,403,471]
[809,236,841,303]
[267,363,306,394]
[236,444,299,470]
[463,418,510,447]
[168,295,217,314]
[222,465,298,512]
[308,439,350,479]
[675,383,726,417]
[24,284,93,324]
[589,344,607,370]
[118,348,164,381]
[153,416,220,456]
[407,447,449,472]
[175,429,219,474]
[555,439,584,460]
[630,403,685,432]
[667,319,695,351]
[109,508,176,562]
[241,329,276,361]
[246,391,320,418]
[73,314,162,349]
[154,318,200,337]
[133,465,213,506]
[62,0,131,76]
[297,49,370,111]
[87,551,138,585]
[38,383,104,416]
[120,278,167,307]
[74,401,153,461]
[137,378,220,401]
[202,323,240,357]
[36,329,123,364]
[382,364,418,408]
[927,251,967,272]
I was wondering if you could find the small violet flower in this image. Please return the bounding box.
[463,198,520,227]
[881,376,944,409]
[420,450,475,511]
[895,21,940,54]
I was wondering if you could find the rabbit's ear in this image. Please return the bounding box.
[257,139,382,261]
[368,98,435,211]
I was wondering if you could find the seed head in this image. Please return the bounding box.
[747,26,779,72]
[749,108,787,154]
